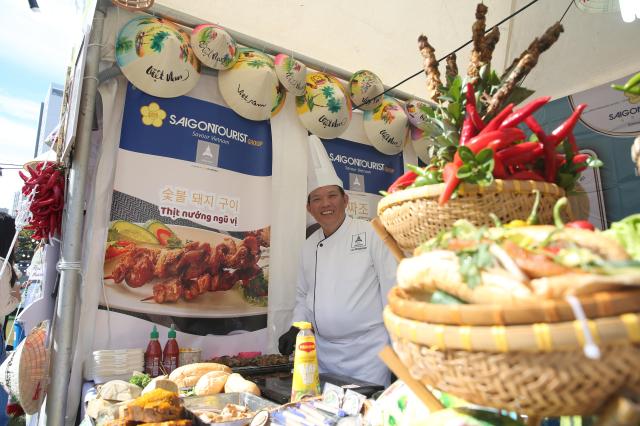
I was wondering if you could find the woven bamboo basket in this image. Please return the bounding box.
[388,286,640,326]
[377,179,566,252]
[384,307,640,416]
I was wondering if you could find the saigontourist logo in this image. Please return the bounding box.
[140,102,167,127]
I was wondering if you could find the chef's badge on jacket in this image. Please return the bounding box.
[351,233,367,250]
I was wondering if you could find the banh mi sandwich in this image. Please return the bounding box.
[396,220,640,304]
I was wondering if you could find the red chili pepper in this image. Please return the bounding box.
[442,162,458,182]
[493,156,508,179]
[26,165,37,178]
[45,169,60,189]
[496,142,543,166]
[509,170,546,181]
[482,103,514,134]
[465,83,485,131]
[387,171,418,193]
[485,128,527,152]
[567,133,579,153]
[565,220,595,231]
[454,128,526,166]
[523,116,547,141]
[548,104,587,146]
[499,97,551,130]
[459,115,476,146]
[438,163,460,206]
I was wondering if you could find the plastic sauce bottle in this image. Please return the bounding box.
[144,325,162,377]
[163,324,180,374]
[291,321,321,402]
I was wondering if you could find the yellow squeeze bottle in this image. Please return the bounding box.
[291,321,321,402]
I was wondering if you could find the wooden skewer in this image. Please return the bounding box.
[371,217,406,262]
[378,345,444,412]
[140,296,154,302]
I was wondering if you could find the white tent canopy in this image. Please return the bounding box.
[155,0,640,101]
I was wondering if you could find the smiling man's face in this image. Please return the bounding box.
[307,185,348,237]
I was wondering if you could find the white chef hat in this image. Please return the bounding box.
[307,134,343,195]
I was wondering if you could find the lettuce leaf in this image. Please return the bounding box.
[603,214,640,260]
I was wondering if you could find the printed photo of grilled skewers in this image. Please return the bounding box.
[102,220,270,306]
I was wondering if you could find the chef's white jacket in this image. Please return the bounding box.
[292,216,397,386]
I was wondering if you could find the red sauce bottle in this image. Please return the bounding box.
[163,324,180,374]
[144,325,162,377]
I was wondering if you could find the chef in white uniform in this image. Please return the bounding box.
[279,135,397,386]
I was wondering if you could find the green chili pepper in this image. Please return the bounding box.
[553,197,569,228]
[406,164,427,176]
[623,72,640,90]
[612,83,640,95]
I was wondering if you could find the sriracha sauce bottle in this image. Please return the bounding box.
[163,324,180,374]
[144,325,162,377]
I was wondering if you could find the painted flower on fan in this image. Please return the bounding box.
[140,102,167,127]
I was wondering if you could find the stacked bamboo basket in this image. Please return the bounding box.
[373,190,640,419]
[377,179,566,254]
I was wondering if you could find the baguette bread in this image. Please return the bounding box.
[397,251,533,304]
[168,362,231,388]
[224,373,261,396]
[194,370,230,396]
[400,224,638,304]
[505,226,630,261]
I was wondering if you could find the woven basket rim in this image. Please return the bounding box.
[111,0,154,11]
[384,306,640,352]
[377,179,564,215]
[388,286,640,326]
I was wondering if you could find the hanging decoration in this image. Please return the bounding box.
[218,48,281,121]
[363,95,409,155]
[115,17,200,98]
[409,126,434,163]
[0,325,49,415]
[296,72,352,139]
[349,70,384,111]
[274,54,307,96]
[190,24,239,70]
[404,98,436,129]
[272,83,287,117]
[19,161,66,241]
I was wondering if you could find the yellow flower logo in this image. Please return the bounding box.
[140,102,167,127]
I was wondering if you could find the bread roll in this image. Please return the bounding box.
[168,363,231,388]
[194,371,229,396]
[224,373,260,396]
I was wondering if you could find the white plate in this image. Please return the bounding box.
[102,225,268,318]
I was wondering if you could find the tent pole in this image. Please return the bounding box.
[44,5,106,426]
[147,3,425,104]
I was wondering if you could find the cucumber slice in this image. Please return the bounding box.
[430,290,466,305]
[144,220,181,247]
[109,220,158,244]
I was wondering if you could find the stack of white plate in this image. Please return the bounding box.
[89,349,144,384]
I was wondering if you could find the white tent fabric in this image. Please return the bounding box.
[62,1,640,423]
[155,0,640,102]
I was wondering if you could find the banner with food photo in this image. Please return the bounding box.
[322,137,404,220]
[102,83,271,330]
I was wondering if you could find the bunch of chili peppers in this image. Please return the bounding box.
[386,83,597,205]
[19,162,66,241]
